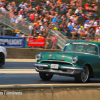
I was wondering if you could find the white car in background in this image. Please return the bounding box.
[0,46,7,67]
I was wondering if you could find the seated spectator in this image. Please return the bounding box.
[46,0,52,7]
[93,20,98,27]
[84,22,90,31]
[74,6,83,17]
[68,22,74,33]
[19,2,24,9]
[72,29,80,38]
[14,9,18,16]
[95,26,100,37]
[84,3,89,10]
[88,27,95,38]
[63,25,70,36]
[29,13,34,22]
[11,15,17,27]
[66,9,72,18]
[57,0,62,5]
[80,30,87,38]
[40,24,45,34]
[0,4,8,14]
[70,0,75,7]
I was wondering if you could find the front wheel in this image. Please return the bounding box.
[75,66,90,83]
[39,72,53,81]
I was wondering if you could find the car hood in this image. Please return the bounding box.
[40,52,86,63]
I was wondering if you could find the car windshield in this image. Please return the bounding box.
[63,42,98,55]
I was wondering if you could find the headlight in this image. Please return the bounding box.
[35,53,41,60]
[72,56,78,63]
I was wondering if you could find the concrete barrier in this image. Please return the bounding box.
[0,84,100,100]
[6,48,61,59]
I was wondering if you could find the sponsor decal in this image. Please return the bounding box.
[28,38,45,47]
[0,36,25,48]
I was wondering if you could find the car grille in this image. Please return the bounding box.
[40,60,73,66]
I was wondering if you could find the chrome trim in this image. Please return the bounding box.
[64,51,99,56]
[62,54,66,60]
[33,64,49,67]
[61,66,83,70]
[35,67,81,75]
[34,63,83,75]
[49,52,53,59]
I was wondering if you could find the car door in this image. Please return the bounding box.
[86,45,100,77]
[98,46,100,77]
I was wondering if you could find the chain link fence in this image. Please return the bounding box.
[0,10,31,36]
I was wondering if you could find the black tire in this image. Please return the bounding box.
[75,66,90,83]
[0,53,5,67]
[39,72,53,81]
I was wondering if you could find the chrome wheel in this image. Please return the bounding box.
[75,66,90,83]
[81,66,89,82]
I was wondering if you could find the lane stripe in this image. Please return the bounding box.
[0,69,38,74]
[5,59,37,62]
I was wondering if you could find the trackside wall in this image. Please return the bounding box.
[0,84,100,100]
[6,48,61,59]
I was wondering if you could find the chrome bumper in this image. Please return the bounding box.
[33,63,83,76]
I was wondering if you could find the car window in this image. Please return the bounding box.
[63,43,98,55]
[64,44,75,51]
[86,45,98,55]
[75,45,84,52]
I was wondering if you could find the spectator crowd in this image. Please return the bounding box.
[0,0,100,47]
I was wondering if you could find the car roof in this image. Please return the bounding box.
[67,40,100,46]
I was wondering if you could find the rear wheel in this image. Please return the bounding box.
[75,66,90,83]
[39,72,53,81]
[0,53,5,67]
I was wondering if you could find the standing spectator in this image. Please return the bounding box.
[37,34,44,39]
[51,34,57,49]
[29,23,34,35]
[15,32,20,37]
[45,35,51,49]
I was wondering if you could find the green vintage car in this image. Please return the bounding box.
[34,40,100,83]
